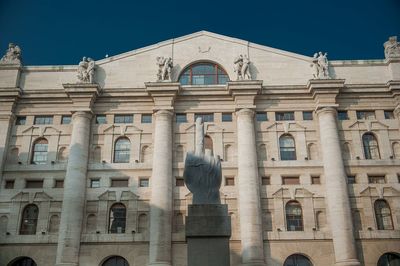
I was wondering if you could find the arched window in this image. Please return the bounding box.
[224,144,233,162]
[8,147,19,164]
[114,138,130,163]
[316,211,326,230]
[392,142,400,159]
[102,256,129,266]
[204,135,213,154]
[92,146,102,163]
[58,146,68,162]
[179,62,229,85]
[377,253,400,266]
[31,138,48,164]
[175,145,184,162]
[48,215,60,234]
[141,145,151,163]
[342,142,352,160]
[0,215,8,234]
[258,144,267,161]
[20,204,39,235]
[307,143,318,160]
[363,133,380,159]
[286,201,303,231]
[280,134,296,160]
[374,200,393,230]
[109,203,126,233]
[9,257,37,266]
[284,254,313,266]
[86,214,97,233]
[138,213,148,234]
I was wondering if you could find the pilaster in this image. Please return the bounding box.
[227,80,262,110]
[145,82,180,111]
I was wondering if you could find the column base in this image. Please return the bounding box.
[335,259,361,266]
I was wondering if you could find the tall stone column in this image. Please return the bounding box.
[228,81,266,266]
[145,82,180,266]
[309,79,360,266]
[56,84,99,266]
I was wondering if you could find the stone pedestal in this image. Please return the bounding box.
[186,204,231,266]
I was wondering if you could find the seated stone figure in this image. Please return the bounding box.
[183,152,222,204]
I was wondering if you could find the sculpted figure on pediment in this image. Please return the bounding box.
[156,56,173,81]
[384,36,400,59]
[234,54,252,81]
[77,57,96,83]
[0,43,22,64]
[312,52,330,79]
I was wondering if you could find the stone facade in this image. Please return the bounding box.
[0,31,399,266]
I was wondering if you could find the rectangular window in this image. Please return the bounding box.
[282,176,300,185]
[54,180,64,188]
[111,179,129,187]
[5,180,14,189]
[175,177,185,187]
[311,176,321,184]
[195,113,214,123]
[337,111,349,120]
[16,116,26,125]
[368,176,386,184]
[356,111,376,120]
[139,178,149,187]
[90,179,100,188]
[222,113,232,122]
[34,116,53,125]
[141,114,152,124]
[176,114,187,123]
[96,115,107,124]
[25,180,44,188]
[303,111,313,121]
[261,176,270,185]
[225,177,235,186]
[256,112,268,122]
[384,110,395,119]
[61,115,71,124]
[114,114,133,124]
[275,112,294,121]
[347,176,356,184]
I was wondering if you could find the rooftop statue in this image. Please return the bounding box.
[234,54,252,81]
[384,36,400,59]
[311,52,330,79]
[0,43,22,64]
[183,118,222,204]
[77,57,96,83]
[156,56,173,81]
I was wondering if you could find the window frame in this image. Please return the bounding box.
[275,112,295,121]
[34,116,53,125]
[108,203,127,234]
[279,134,297,161]
[362,133,380,160]
[285,201,304,231]
[374,200,394,230]
[19,204,39,235]
[178,62,229,85]
[114,114,133,124]
[31,138,49,165]
[113,137,131,163]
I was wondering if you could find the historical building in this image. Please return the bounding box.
[0,31,399,266]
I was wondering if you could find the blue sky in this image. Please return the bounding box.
[0,0,399,65]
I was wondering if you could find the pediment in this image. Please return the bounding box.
[272,187,313,199]
[98,190,139,202]
[266,121,306,133]
[22,126,61,136]
[11,191,52,202]
[93,31,314,88]
[348,120,389,131]
[360,186,400,198]
[103,124,142,134]
[206,123,224,133]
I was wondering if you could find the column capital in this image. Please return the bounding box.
[308,79,345,110]
[315,106,338,117]
[154,109,174,118]
[235,108,255,118]
[145,82,180,111]
[227,80,262,110]
[63,83,100,112]
[72,111,93,120]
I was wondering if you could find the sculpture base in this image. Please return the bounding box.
[186,204,231,266]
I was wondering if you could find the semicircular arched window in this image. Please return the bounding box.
[284,254,313,266]
[179,62,229,85]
